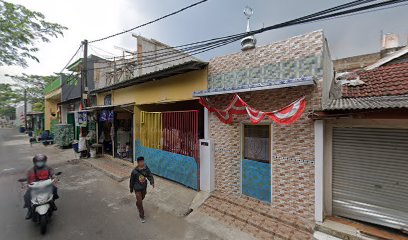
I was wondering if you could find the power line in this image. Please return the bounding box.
[85,0,408,72]
[88,0,377,61]
[89,44,116,57]
[89,0,209,43]
[59,44,82,73]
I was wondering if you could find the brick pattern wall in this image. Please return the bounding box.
[207,30,324,90]
[205,30,327,221]
[208,86,318,220]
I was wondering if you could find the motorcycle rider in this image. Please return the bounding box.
[24,154,59,219]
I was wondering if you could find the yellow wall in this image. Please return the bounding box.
[134,70,207,105]
[44,88,61,130]
[96,69,207,106]
[96,69,207,158]
[44,99,58,130]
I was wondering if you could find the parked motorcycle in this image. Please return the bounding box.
[18,171,62,235]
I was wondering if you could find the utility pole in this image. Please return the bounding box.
[24,88,27,131]
[81,39,88,107]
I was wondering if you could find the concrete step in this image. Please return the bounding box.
[200,192,314,240]
[211,191,315,233]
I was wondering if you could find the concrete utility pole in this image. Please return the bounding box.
[24,88,27,131]
[81,39,88,106]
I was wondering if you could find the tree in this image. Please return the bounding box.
[0,83,21,119]
[6,73,59,112]
[0,0,67,67]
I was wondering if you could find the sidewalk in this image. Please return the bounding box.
[82,156,132,182]
[80,156,255,240]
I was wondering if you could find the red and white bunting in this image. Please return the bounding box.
[199,94,306,125]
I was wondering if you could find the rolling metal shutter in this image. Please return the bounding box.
[332,127,408,231]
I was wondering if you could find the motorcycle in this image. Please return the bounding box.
[18,171,62,235]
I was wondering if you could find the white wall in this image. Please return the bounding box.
[314,120,325,222]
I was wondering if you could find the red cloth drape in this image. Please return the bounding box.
[199,94,306,124]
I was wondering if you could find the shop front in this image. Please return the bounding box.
[86,93,135,162]
[90,63,208,188]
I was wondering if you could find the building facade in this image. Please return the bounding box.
[89,36,208,190]
[314,45,408,235]
[194,30,333,239]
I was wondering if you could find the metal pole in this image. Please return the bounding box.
[81,40,88,105]
[24,88,27,131]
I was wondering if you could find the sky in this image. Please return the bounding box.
[1,0,408,84]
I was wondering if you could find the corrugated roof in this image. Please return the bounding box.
[91,60,207,93]
[342,62,408,98]
[326,94,408,110]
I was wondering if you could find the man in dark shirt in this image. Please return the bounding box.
[129,156,154,223]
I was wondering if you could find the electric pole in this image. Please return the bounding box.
[24,88,27,131]
[81,39,88,107]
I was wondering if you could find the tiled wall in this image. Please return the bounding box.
[208,87,317,219]
[205,30,327,220]
[207,30,324,91]
[135,140,198,190]
[208,55,322,90]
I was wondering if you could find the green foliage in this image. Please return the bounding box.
[0,0,67,67]
[0,83,21,118]
[6,73,60,112]
[32,102,44,112]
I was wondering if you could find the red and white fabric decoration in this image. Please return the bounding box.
[199,94,306,125]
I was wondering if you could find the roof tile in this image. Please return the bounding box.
[342,62,408,98]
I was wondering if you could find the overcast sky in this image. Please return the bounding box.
[1,0,408,83]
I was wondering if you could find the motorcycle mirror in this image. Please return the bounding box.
[55,172,62,176]
[17,178,27,182]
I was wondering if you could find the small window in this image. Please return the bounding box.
[243,125,270,163]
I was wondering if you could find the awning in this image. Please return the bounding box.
[193,76,314,97]
[26,112,44,116]
[84,102,135,113]
[325,94,408,110]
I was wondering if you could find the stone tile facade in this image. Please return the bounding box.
[208,87,317,220]
[201,30,329,231]
[207,30,324,90]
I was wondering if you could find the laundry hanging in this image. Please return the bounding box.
[199,94,306,124]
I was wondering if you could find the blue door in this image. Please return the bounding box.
[242,125,271,202]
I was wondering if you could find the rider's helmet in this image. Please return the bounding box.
[33,154,47,168]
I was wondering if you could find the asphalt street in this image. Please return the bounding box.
[0,128,220,240]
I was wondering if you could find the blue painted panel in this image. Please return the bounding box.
[242,159,271,202]
[135,141,198,190]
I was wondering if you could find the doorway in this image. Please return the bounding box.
[241,124,271,202]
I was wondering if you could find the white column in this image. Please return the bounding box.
[204,108,209,139]
[314,120,324,222]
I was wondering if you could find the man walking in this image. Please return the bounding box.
[129,156,154,223]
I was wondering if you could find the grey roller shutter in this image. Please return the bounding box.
[332,127,408,231]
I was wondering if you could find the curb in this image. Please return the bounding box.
[82,159,129,182]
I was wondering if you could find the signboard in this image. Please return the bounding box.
[75,111,88,127]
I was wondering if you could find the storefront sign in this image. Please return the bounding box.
[75,111,88,127]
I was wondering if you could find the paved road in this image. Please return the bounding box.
[0,128,219,240]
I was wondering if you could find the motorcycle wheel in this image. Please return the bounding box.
[40,215,47,235]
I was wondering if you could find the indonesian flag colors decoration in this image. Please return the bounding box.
[199,94,306,125]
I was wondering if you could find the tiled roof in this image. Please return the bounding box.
[342,62,408,98]
[326,94,408,110]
